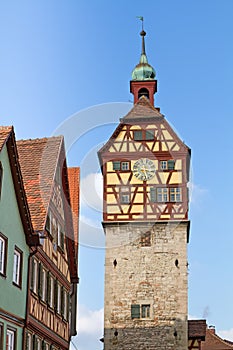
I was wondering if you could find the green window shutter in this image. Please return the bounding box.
[145,130,154,140]
[150,187,156,202]
[112,161,120,170]
[134,130,142,141]
[168,160,175,170]
[131,304,140,319]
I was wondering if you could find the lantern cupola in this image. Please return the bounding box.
[130,29,157,106]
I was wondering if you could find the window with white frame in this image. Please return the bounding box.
[13,247,22,286]
[6,329,15,350]
[170,187,182,202]
[112,161,130,171]
[31,258,38,294]
[0,233,7,276]
[41,267,47,302]
[131,304,151,319]
[141,304,150,318]
[157,188,168,202]
[120,187,130,204]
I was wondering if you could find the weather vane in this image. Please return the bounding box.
[136,16,144,31]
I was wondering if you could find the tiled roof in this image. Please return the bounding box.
[202,328,233,350]
[17,136,63,232]
[0,126,39,246]
[0,126,12,151]
[121,95,163,121]
[188,320,206,340]
[67,167,80,257]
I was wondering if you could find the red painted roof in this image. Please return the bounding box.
[121,95,163,121]
[0,126,39,246]
[0,126,12,151]
[67,167,80,258]
[17,136,62,231]
[202,328,233,350]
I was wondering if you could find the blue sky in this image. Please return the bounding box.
[1,1,233,349]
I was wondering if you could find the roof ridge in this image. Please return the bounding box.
[17,135,63,144]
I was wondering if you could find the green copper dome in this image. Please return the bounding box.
[131,30,156,81]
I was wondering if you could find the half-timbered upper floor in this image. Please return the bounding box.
[99,97,191,222]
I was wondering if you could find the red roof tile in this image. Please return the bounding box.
[121,95,163,121]
[17,136,63,231]
[67,167,80,257]
[202,328,233,350]
[0,126,39,246]
[0,126,12,151]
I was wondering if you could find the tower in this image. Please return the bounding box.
[98,27,190,350]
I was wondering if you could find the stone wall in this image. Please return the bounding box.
[103,221,189,350]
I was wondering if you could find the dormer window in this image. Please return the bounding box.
[138,88,149,100]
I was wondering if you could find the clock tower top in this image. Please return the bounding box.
[130,28,157,106]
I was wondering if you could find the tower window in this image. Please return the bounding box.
[141,304,150,318]
[170,188,182,202]
[157,188,168,202]
[138,88,149,100]
[150,187,182,202]
[141,232,151,247]
[120,194,130,204]
[160,160,175,170]
[133,130,154,141]
[112,161,130,171]
[120,187,130,204]
[131,304,151,319]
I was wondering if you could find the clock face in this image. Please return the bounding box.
[133,158,156,181]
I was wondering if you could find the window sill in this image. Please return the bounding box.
[12,281,22,289]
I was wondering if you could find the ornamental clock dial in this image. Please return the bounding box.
[133,158,156,181]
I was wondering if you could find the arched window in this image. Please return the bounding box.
[138,88,149,100]
[0,162,3,199]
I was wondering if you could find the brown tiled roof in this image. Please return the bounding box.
[188,320,207,340]
[121,95,163,121]
[67,167,80,258]
[0,126,12,151]
[202,328,233,350]
[0,126,39,246]
[17,136,63,232]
